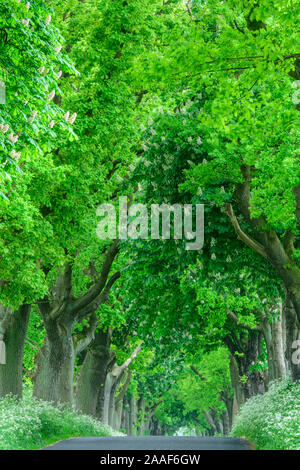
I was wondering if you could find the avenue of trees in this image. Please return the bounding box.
[0,0,299,437]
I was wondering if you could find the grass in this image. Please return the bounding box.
[232,376,300,450]
[0,390,122,450]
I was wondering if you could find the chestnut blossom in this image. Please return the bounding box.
[69,112,77,125]
[47,90,55,101]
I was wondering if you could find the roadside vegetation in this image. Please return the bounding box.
[232,378,300,450]
[0,390,121,450]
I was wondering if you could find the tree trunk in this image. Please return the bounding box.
[75,328,111,416]
[113,369,132,431]
[58,339,75,405]
[108,372,122,427]
[98,343,142,423]
[221,408,230,436]
[272,316,286,379]
[128,395,137,436]
[113,397,123,431]
[120,402,126,433]
[203,410,216,435]
[33,315,75,405]
[34,244,120,406]
[210,407,222,434]
[225,330,264,402]
[124,400,130,435]
[0,305,30,398]
[229,354,245,409]
[283,292,300,381]
[102,372,115,425]
[221,388,234,431]
[137,396,145,435]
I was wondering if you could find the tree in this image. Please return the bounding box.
[0,0,75,398]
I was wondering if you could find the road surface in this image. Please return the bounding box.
[43,436,253,450]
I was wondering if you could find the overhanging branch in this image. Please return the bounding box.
[224,203,267,259]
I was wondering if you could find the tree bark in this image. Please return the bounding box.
[99,343,142,425]
[113,369,132,431]
[33,313,76,405]
[75,328,112,416]
[262,313,286,382]
[221,408,230,436]
[283,292,300,381]
[34,245,120,406]
[225,329,264,403]
[221,387,234,431]
[137,395,145,435]
[128,394,137,436]
[0,304,30,398]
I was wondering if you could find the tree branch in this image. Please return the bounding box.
[190,365,206,381]
[226,309,261,332]
[74,313,98,356]
[224,203,267,259]
[77,271,121,320]
[111,342,143,378]
[70,240,119,314]
[115,369,132,404]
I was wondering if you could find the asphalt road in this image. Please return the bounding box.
[43,436,253,450]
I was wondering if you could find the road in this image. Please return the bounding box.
[43,436,253,450]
